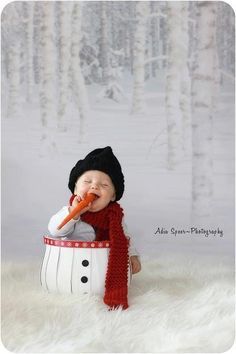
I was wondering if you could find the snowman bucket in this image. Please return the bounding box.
[40,236,131,295]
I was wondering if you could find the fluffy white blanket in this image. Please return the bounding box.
[1,254,234,353]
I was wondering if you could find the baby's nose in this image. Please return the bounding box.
[91,183,98,190]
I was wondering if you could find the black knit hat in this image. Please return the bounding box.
[68,146,124,201]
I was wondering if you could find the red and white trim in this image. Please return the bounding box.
[43,236,110,248]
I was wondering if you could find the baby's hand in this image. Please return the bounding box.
[130,255,141,274]
[69,195,91,219]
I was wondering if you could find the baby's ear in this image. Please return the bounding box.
[111,193,116,202]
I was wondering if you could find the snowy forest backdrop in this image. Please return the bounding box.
[1,1,235,261]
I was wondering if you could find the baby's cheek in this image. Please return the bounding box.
[78,185,87,196]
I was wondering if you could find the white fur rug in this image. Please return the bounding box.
[1,254,234,353]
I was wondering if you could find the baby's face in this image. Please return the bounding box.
[74,170,116,212]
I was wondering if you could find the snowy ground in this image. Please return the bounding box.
[1,76,235,263]
[1,255,234,353]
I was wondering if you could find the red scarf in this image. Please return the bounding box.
[70,196,129,309]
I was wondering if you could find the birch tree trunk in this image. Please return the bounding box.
[124,24,130,69]
[131,1,148,114]
[179,2,192,154]
[165,2,184,168]
[39,2,57,153]
[7,40,21,117]
[2,2,21,118]
[129,3,136,75]
[151,7,158,75]
[57,1,72,131]
[71,2,89,142]
[192,1,217,217]
[33,2,42,85]
[100,1,110,85]
[24,2,34,102]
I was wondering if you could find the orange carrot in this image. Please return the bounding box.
[57,193,97,230]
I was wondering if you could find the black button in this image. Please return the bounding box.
[82,260,89,267]
[81,276,88,283]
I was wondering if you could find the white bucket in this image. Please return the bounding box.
[40,236,131,295]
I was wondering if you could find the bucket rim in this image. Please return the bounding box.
[43,236,110,249]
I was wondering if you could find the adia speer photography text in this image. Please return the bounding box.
[155,227,224,238]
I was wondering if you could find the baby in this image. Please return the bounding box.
[48,146,141,276]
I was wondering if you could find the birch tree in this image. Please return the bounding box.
[39,2,57,153]
[150,2,159,76]
[165,1,184,168]
[57,1,72,131]
[216,2,234,84]
[124,13,132,70]
[131,1,148,114]
[71,2,89,141]
[23,2,34,102]
[33,2,42,85]
[100,1,110,85]
[126,2,136,74]
[179,2,191,154]
[7,41,21,118]
[192,2,217,217]
[2,3,22,118]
